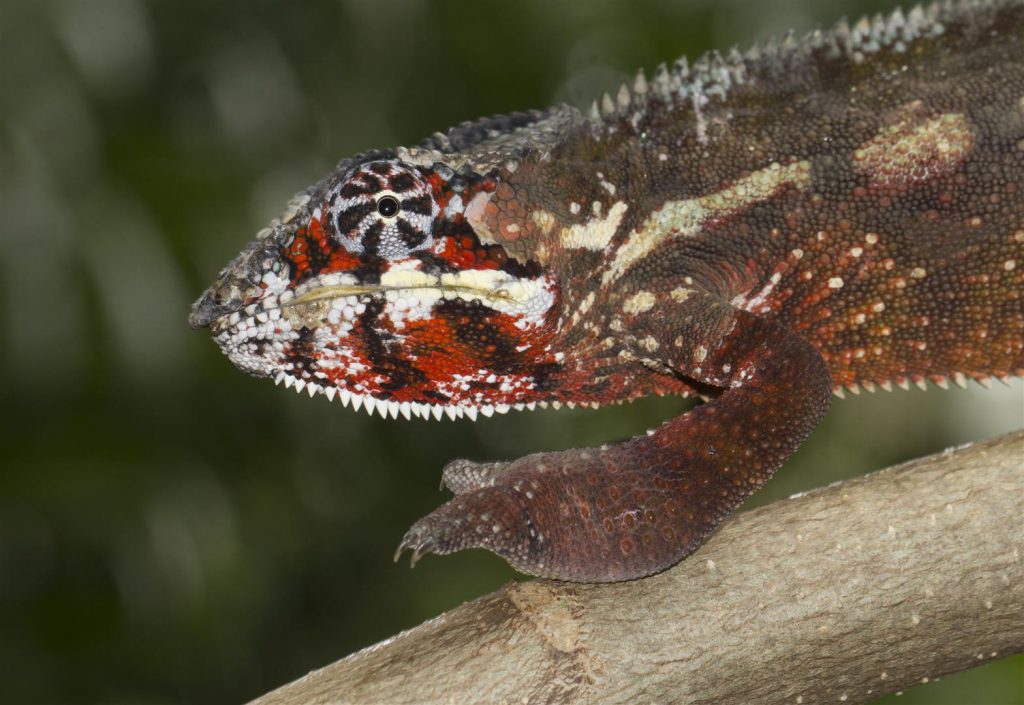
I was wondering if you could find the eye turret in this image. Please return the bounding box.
[326,160,439,259]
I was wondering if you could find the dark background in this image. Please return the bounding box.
[1,1,1021,703]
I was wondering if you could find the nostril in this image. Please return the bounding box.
[189,291,222,329]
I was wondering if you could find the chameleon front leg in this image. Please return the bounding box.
[397,306,833,582]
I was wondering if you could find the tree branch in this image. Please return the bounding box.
[250,431,1024,705]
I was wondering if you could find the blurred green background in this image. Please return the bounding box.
[1,0,1021,703]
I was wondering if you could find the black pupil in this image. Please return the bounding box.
[376,196,400,217]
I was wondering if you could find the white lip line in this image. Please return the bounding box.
[283,282,516,309]
[282,267,553,310]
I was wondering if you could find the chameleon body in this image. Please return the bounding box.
[191,1,1024,582]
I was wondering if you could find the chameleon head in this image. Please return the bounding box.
[189,154,562,418]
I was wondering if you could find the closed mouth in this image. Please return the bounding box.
[283,269,531,309]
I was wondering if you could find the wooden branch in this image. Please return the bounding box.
[250,431,1024,705]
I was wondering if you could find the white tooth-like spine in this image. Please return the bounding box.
[632,68,648,95]
[653,62,670,93]
[616,83,631,110]
[601,92,616,116]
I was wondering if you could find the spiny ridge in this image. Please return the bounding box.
[832,372,1020,398]
[592,0,1013,123]
[273,372,606,421]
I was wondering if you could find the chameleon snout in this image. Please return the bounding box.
[189,237,287,329]
[189,289,234,329]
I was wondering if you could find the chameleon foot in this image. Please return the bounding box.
[396,475,551,572]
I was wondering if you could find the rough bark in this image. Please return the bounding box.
[250,431,1024,705]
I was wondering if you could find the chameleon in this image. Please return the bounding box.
[190,1,1024,583]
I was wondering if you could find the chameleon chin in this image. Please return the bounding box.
[191,0,1024,583]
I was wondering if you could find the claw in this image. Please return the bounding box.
[395,526,434,568]
[394,535,417,565]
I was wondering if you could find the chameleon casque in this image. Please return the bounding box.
[191,1,1024,583]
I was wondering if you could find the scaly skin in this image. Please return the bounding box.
[191,1,1024,582]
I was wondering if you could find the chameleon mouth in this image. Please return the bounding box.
[284,269,535,310]
[285,281,514,309]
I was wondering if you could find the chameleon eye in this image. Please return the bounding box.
[325,159,441,259]
[376,195,400,218]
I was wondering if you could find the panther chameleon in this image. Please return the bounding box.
[191,0,1024,582]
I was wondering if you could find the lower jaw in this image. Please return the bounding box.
[269,369,610,422]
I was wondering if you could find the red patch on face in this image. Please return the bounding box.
[299,296,560,406]
[285,232,312,280]
[284,213,364,285]
[435,235,507,271]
